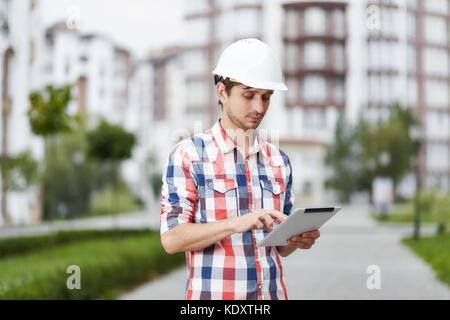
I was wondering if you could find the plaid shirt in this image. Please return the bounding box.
[160,119,295,300]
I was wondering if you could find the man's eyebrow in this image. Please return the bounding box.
[241,86,274,94]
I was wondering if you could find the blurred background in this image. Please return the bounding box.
[0,0,449,300]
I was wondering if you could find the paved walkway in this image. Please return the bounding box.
[119,205,450,300]
[0,210,160,239]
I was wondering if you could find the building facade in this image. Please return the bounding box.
[174,0,450,204]
[0,0,43,225]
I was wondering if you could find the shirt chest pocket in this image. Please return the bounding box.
[203,178,238,220]
[260,179,285,211]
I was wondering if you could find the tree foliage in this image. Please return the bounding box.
[0,152,39,192]
[28,85,74,137]
[324,113,362,202]
[325,104,419,203]
[87,119,136,162]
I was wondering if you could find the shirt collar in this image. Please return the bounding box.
[212,118,263,157]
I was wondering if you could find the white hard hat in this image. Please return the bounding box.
[212,38,288,91]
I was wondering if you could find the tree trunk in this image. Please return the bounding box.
[1,48,13,226]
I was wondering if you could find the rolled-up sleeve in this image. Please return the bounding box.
[160,142,198,235]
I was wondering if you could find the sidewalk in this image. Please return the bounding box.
[118,204,450,300]
[0,208,160,239]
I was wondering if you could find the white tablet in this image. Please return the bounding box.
[256,207,341,247]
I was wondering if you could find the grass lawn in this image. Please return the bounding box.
[0,231,185,299]
[371,202,437,224]
[402,233,450,288]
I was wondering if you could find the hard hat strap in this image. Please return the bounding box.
[214,75,241,86]
[214,75,223,85]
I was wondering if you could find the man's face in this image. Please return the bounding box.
[218,83,274,130]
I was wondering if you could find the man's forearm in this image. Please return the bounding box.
[276,245,297,257]
[161,219,236,254]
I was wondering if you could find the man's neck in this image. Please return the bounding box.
[219,117,256,158]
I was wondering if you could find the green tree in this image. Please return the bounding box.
[27,84,75,220]
[325,104,419,203]
[432,193,450,234]
[357,104,417,200]
[325,113,362,203]
[87,119,136,163]
[28,85,74,137]
[0,152,39,192]
[42,124,114,220]
[87,119,137,215]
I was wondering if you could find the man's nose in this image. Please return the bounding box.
[252,97,265,114]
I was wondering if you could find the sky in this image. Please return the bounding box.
[41,0,184,58]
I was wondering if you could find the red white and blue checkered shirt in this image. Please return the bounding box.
[160,119,295,300]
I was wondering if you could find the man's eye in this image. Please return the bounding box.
[263,96,271,101]
[244,95,253,99]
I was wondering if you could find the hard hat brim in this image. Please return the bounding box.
[212,72,288,91]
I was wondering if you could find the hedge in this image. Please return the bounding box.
[0,231,185,299]
[0,229,151,258]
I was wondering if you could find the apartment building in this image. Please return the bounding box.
[0,0,42,225]
[174,0,450,203]
[43,23,133,126]
[0,5,135,225]
[178,0,345,204]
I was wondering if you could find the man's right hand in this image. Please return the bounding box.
[230,209,288,234]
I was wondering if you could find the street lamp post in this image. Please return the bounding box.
[410,125,423,241]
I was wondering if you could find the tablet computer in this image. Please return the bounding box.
[256,207,341,247]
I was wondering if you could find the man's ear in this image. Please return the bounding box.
[216,82,228,105]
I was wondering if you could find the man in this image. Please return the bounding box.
[160,38,320,300]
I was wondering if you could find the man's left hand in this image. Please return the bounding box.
[286,229,320,250]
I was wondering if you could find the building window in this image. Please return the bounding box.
[407,77,417,106]
[425,79,449,107]
[304,7,326,35]
[187,80,209,107]
[380,7,397,37]
[426,111,450,139]
[407,45,416,74]
[368,74,380,103]
[303,108,326,129]
[304,41,326,68]
[426,144,449,171]
[29,40,35,64]
[234,0,262,5]
[185,18,209,46]
[334,44,345,71]
[406,0,417,9]
[334,79,344,104]
[407,12,416,40]
[424,0,448,15]
[234,8,262,38]
[367,41,397,71]
[286,77,299,103]
[285,42,298,70]
[368,74,397,105]
[333,8,345,37]
[286,9,299,38]
[424,15,447,45]
[423,48,449,77]
[185,0,209,15]
[303,75,328,103]
[184,49,208,75]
